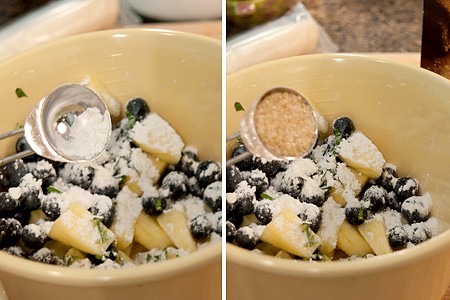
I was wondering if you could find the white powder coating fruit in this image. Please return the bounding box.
[338,130,386,179]
[130,112,184,165]
[253,90,317,158]
[54,107,110,159]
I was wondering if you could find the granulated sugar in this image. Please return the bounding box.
[254,90,317,158]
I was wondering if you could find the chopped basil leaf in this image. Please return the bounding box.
[93,217,108,243]
[234,102,245,112]
[47,186,62,194]
[126,111,136,129]
[260,193,273,200]
[15,88,27,98]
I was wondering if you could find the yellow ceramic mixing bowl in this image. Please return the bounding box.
[0,28,221,300]
[226,53,450,300]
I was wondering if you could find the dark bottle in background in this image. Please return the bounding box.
[421,0,450,79]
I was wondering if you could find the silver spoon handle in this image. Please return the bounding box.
[0,149,34,166]
[0,128,36,166]
[0,127,24,140]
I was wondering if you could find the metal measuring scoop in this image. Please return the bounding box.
[226,87,319,167]
[0,84,112,166]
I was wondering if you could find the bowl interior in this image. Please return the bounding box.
[226,53,450,270]
[0,28,221,283]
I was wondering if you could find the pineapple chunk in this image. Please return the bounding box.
[260,208,321,258]
[330,183,346,207]
[44,240,71,258]
[338,130,386,179]
[117,250,136,266]
[337,220,374,257]
[134,211,175,250]
[81,74,121,121]
[241,214,259,227]
[358,218,393,256]
[29,209,47,224]
[350,168,369,190]
[64,248,87,265]
[147,153,167,177]
[317,198,346,256]
[48,202,116,256]
[275,250,293,259]
[110,187,143,250]
[255,242,281,256]
[157,207,197,253]
[130,112,184,165]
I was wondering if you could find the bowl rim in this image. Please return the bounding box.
[226,53,450,277]
[0,28,222,285]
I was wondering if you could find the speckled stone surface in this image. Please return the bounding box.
[301,0,423,52]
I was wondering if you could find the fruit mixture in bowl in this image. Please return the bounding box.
[226,112,440,261]
[0,76,222,269]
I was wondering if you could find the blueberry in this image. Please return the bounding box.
[394,177,419,201]
[226,165,243,193]
[68,164,95,190]
[300,182,326,207]
[15,136,38,162]
[245,169,269,196]
[226,221,237,243]
[19,185,41,212]
[29,248,58,264]
[189,215,213,240]
[176,148,199,177]
[11,210,30,226]
[203,181,222,212]
[142,196,167,216]
[214,214,222,236]
[0,159,29,188]
[376,166,397,192]
[161,171,189,200]
[126,97,150,122]
[0,192,20,216]
[3,246,26,258]
[253,157,282,178]
[386,191,401,211]
[88,244,118,265]
[299,204,322,232]
[31,160,57,188]
[345,206,368,226]
[332,116,355,139]
[227,214,243,228]
[361,185,387,213]
[41,193,62,220]
[408,223,432,245]
[195,160,221,188]
[277,172,304,199]
[90,196,116,227]
[232,144,254,171]
[21,224,47,249]
[90,184,119,199]
[232,192,254,216]
[388,226,408,250]
[401,196,430,224]
[234,226,259,249]
[0,218,22,248]
[254,200,273,225]
[187,176,204,198]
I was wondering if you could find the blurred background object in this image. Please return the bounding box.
[421,0,450,79]
[124,0,221,21]
[0,0,120,61]
[226,0,297,29]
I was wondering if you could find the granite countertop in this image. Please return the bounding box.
[301,0,423,52]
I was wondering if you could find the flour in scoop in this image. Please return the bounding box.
[254,90,317,158]
[54,107,110,159]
